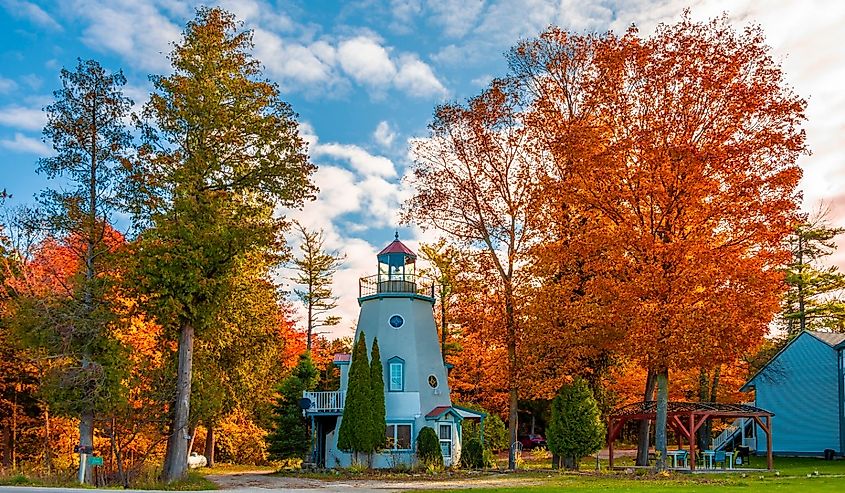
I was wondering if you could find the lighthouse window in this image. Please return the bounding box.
[439,424,452,457]
[386,423,412,450]
[388,358,404,392]
[389,314,404,328]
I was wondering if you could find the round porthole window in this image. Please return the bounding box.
[428,375,438,388]
[389,314,404,328]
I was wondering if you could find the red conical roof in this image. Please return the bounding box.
[378,233,416,257]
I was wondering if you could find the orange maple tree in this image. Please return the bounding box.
[510,14,807,467]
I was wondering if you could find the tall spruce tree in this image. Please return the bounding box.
[129,7,315,482]
[31,58,132,484]
[369,337,386,452]
[782,213,845,334]
[267,352,318,461]
[337,331,371,463]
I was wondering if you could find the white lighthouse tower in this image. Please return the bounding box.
[304,234,483,468]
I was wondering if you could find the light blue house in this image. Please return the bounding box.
[740,330,845,457]
[303,235,483,468]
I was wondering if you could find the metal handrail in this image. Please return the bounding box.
[359,274,434,298]
[302,391,345,413]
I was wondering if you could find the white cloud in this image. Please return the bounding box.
[337,35,398,87]
[0,77,17,93]
[1,0,62,30]
[395,54,448,97]
[0,132,51,156]
[253,28,340,90]
[73,0,181,72]
[0,105,47,131]
[427,0,486,38]
[314,142,397,178]
[373,121,396,148]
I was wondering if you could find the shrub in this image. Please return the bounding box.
[416,427,443,469]
[458,402,508,453]
[217,408,269,465]
[460,438,484,469]
[546,378,605,470]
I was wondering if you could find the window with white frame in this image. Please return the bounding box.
[439,424,452,457]
[388,357,404,392]
[385,423,412,450]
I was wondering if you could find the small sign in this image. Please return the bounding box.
[74,445,94,454]
[88,456,104,466]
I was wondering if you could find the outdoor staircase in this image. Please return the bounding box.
[713,416,756,451]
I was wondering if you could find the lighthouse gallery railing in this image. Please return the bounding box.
[359,274,435,298]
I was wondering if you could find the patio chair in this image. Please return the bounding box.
[736,446,751,467]
[714,450,727,469]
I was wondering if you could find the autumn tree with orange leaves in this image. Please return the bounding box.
[404,81,545,470]
[509,15,807,470]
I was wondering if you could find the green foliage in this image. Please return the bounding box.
[781,214,845,334]
[546,378,605,470]
[267,352,317,461]
[458,402,508,453]
[416,426,443,469]
[337,331,371,453]
[460,438,485,469]
[369,337,386,452]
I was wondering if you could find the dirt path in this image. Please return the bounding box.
[207,470,548,492]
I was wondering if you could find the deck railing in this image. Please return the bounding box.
[302,391,345,413]
[359,274,434,298]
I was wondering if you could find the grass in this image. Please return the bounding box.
[0,469,217,491]
[410,456,845,493]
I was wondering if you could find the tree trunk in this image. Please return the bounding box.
[504,283,519,471]
[110,417,128,488]
[163,322,194,483]
[79,409,94,483]
[696,368,710,452]
[635,368,656,466]
[654,368,669,471]
[43,405,52,473]
[204,425,215,468]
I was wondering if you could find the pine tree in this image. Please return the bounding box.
[290,222,344,351]
[369,337,386,452]
[266,352,318,461]
[337,331,371,462]
[546,378,604,470]
[782,214,845,334]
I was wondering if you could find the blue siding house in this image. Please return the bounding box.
[741,331,845,456]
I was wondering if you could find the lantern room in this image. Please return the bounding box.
[378,232,416,280]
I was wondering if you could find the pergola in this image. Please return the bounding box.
[607,401,774,470]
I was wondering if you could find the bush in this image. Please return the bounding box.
[416,427,443,469]
[460,438,484,469]
[217,408,269,465]
[546,378,605,470]
[458,402,508,453]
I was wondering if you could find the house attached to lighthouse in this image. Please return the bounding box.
[303,234,483,468]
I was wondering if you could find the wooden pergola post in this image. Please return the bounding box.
[766,416,773,470]
[689,413,696,471]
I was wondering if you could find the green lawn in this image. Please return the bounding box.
[414,457,845,493]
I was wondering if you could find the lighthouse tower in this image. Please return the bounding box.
[304,234,482,468]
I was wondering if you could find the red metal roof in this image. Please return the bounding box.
[425,405,453,419]
[333,353,351,363]
[378,239,416,257]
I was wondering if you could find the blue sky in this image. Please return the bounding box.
[1,0,844,337]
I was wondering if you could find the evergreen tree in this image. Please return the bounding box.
[337,331,371,461]
[546,378,604,470]
[25,58,132,484]
[290,222,344,351]
[266,352,317,461]
[782,213,845,334]
[129,7,315,482]
[369,337,386,452]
